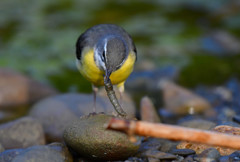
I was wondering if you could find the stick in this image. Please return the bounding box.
[107,118,240,149]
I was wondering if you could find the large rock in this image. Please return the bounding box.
[158,80,211,115]
[0,117,45,149]
[0,143,73,162]
[63,113,140,161]
[29,93,136,142]
[0,68,57,108]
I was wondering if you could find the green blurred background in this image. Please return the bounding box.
[1,0,240,92]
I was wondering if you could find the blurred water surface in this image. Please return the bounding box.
[0,0,240,91]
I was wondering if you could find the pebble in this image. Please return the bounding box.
[29,93,136,142]
[169,148,196,156]
[0,117,45,149]
[0,68,57,108]
[63,113,139,161]
[158,80,211,115]
[143,150,177,160]
[194,148,220,162]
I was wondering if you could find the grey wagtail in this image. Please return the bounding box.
[75,24,137,117]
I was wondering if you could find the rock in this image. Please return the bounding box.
[143,150,177,160]
[177,125,240,155]
[183,155,196,162]
[169,148,196,157]
[0,117,45,149]
[0,148,24,162]
[195,148,220,162]
[0,143,4,153]
[228,151,240,161]
[158,80,211,115]
[48,143,74,162]
[29,93,136,142]
[11,144,73,162]
[138,138,178,157]
[178,119,216,130]
[63,113,140,161]
[140,96,161,123]
[0,68,57,108]
[125,66,179,107]
[147,157,160,162]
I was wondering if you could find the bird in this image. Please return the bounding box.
[75,24,137,117]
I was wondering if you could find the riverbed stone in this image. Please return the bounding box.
[63,113,140,161]
[0,117,45,149]
[0,68,57,108]
[158,80,211,115]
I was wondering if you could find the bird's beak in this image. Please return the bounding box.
[104,70,112,84]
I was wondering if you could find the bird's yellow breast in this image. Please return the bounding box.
[77,48,136,87]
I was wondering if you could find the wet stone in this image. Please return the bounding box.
[169,149,196,157]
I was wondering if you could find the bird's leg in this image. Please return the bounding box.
[104,76,127,117]
[92,85,98,113]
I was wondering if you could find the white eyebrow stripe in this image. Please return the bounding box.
[104,38,108,63]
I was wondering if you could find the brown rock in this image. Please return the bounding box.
[177,125,240,155]
[140,96,161,123]
[0,68,57,108]
[158,80,211,115]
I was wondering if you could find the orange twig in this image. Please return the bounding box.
[107,118,240,149]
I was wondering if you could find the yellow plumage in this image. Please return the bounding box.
[77,47,136,88]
